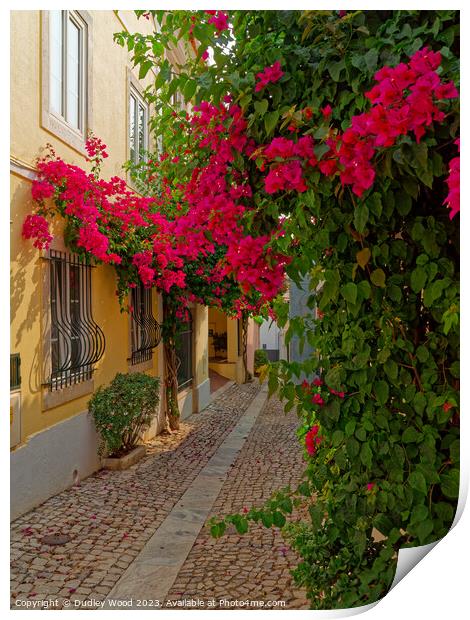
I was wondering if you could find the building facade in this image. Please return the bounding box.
[10,10,211,519]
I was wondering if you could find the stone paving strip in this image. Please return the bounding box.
[105,384,269,608]
[10,382,260,610]
[164,395,309,610]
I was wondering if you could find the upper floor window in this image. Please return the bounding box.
[130,283,161,365]
[129,87,149,165]
[49,250,105,391]
[49,10,87,133]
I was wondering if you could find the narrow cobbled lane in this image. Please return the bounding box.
[11,383,308,610]
[11,383,259,608]
[165,396,308,610]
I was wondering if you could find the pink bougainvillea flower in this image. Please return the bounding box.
[265,160,307,194]
[313,377,323,386]
[255,61,284,92]
[312,393,325,406]
[329,387,345,398]
[22,214,53,250]
[303,106,313,120]
[305,425,322,456]
[366,483,375,491]
[207,11,229,34]
[321,104,333,117]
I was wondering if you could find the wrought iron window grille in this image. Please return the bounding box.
[176,315,193,391]
[130,283,161,365]
[48,250,105,390]
[10,353,21,391]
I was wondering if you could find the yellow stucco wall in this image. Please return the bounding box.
[10,10,163,446]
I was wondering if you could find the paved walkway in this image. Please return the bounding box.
[11,383,308,610]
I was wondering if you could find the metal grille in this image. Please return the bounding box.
[49,250,105,390]
[10,353,21,390]
[130,283,161,365]
[176,315,193,391]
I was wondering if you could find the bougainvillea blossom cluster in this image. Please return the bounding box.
[205,10,229,34]
[24,119,289,315]
[305,424,323,456]
[258,47,459,206]
[255,61,284,92]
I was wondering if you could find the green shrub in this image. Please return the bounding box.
[88,372,160,457]
[254,349,269,374]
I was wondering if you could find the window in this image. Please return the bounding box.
[130,283,161,365]
[176,315,193,391]
[49,10,87,132]
[129,87,149,165]
[49,251,105,390]
[10,354,21,391]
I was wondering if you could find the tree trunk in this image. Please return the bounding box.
[163,296,180,431]
[241,310,250,383]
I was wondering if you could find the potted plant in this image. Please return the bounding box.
[88,372,160,470]
[253,349,269,376]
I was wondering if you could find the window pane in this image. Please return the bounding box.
[49,10,63,115]
[66,17,80,129]
[138,103,146,163]
[129,94,136,163]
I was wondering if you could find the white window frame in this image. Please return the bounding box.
[41,10,93,154]
[129,82,149,165]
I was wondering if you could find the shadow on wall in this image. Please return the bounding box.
[10,180,43,396]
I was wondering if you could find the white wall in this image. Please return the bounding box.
[260,320,280,351]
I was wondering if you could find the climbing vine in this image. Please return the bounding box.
[118,9,460,608]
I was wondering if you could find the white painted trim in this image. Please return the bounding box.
[194,377,211,413]
[10,158,38,181]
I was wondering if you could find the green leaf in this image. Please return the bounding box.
[364,48,379,72]
[341,282,358,304]
[370,268,386,288]
[360,442,373,468]
[139,59,153,80]
[234,517,249,534]
[409,471,427,495]
[309,504,323,529]
[332,430,344,446]
[402,427,420,443]
[346,437,360,458]
[375,380,389,405]
[272,511,286,527]
[183,79,197,102]
[254,99,269,117]
[325,366,342,390]
[210,522,226,538]
[410,504,429,524]
[415,519,434,544]
[440,469,459,499]
[354,203,369,233]
[264,110,280,136]
[328,58,346,82]
[260,511,273,528]
[345,420,356,436]
[410,266,427,293]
